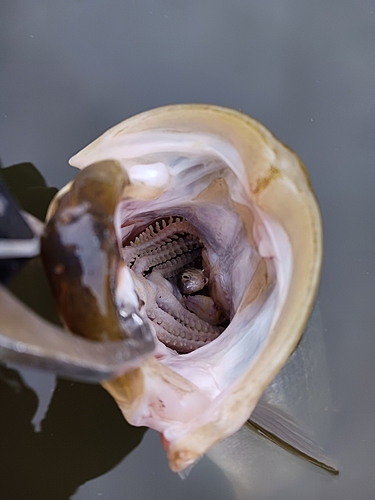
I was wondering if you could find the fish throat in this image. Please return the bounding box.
[122,216,228,354]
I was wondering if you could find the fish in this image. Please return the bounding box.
[41,104,323,472]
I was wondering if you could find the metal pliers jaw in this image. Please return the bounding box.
[0,180,155,383]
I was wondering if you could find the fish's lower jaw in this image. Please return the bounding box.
[162,420,229,472]
[166,445,202,473]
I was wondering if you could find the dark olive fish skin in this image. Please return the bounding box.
[41,161,129,342]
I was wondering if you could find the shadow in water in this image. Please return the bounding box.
[0,161,148,498]
[0,364,147,500]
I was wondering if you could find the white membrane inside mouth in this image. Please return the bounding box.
[128,162,171,188]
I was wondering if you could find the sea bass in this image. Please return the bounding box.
[41,105,322,471]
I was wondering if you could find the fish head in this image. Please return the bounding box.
[42,105,322,471]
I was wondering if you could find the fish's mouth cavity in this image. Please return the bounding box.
[121,215,229,354]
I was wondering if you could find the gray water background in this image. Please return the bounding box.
[1,1,374,499]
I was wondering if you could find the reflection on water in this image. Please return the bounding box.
[0,162,58,222]
[207,304,338,499]
[0,162,146,499]
[0,364,38,499]
[0,364,147,500]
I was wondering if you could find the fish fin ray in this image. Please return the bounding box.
[247,402,339,475]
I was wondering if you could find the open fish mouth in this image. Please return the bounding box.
[122,214,228,353]
[42,105,322,471]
